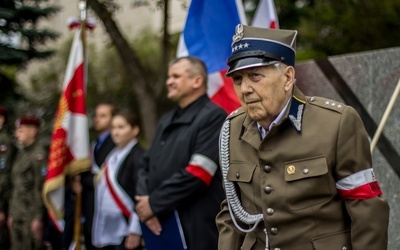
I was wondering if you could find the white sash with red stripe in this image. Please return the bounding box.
[92,140,141,247]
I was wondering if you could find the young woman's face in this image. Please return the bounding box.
[111,115,139,148]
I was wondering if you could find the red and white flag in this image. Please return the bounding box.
[42,29,90,231]
[252,0,279,29]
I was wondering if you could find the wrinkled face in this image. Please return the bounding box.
[166,59,198,107]
[15,125,37,147]
[230,64,294,126]
[111,115,139,148]
[93,104,113,134]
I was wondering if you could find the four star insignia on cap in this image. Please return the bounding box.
[232,42,250,52]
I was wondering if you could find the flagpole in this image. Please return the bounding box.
[370,78,400,152]
[72,2,87,250]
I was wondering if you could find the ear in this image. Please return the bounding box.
[132,125,140,137]
[283,66,295,91]
[30,127,39,137]
[192,75,204,89]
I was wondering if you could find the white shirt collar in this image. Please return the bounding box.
[108,139,138,166]
[257,97,291,139]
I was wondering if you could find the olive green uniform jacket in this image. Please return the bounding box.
[9,140,47,250]
[216,86,389,250]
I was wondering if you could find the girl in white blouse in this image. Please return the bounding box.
[92,110,145,250]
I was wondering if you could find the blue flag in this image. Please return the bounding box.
[177,0,247,113]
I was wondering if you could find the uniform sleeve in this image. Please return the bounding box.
[216,199,245,250]
[335,106,389,249]
[149,109,226,217]
[33,150,47,221]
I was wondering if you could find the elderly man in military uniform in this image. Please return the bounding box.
[7,116,47,250]
[216,24,390,250]
[0,106,14,250]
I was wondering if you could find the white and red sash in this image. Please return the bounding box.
[92,140,141,247]
[104,162,133,218]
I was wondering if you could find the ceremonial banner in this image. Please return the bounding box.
[42,29,90,230]
[252,0,279,29]
[177,0,246,114]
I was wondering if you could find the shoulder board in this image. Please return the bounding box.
[226,107,245,120]
[307,96,346,114]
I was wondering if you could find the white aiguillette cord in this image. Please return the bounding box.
[220,120,269,250]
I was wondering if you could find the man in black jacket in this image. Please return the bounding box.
[135,56,227,250]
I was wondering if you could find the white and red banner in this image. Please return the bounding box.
[252,0,279,29]
[42,29,90,231]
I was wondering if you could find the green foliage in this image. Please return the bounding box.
[245,0,400,60]
[0,0,61,111]
[0,0,61,65]
[289,0,400,59]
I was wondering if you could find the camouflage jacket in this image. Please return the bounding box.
[9,141,47,222]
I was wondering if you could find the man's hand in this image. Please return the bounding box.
[31,219,43,241]
[135,195,153,222]
[145,216,162,236]
[124,233,141,249]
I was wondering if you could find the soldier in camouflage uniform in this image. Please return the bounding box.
[0,106,15,250]
[7,116,47,250]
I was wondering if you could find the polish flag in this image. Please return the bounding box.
[42,29,90,231]
[177,0,247,114]
[252,0,279,29]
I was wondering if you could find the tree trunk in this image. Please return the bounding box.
[87,0,158,143]
[155,0,171,98]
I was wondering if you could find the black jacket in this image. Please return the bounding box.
[137,94,227,250]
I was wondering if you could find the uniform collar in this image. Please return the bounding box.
[287,85,307,133]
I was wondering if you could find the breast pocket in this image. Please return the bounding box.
[285,156,334,210]
[227,163,258,212]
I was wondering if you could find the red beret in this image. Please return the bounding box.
[0,106,7,117]
[16,116,41,127]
